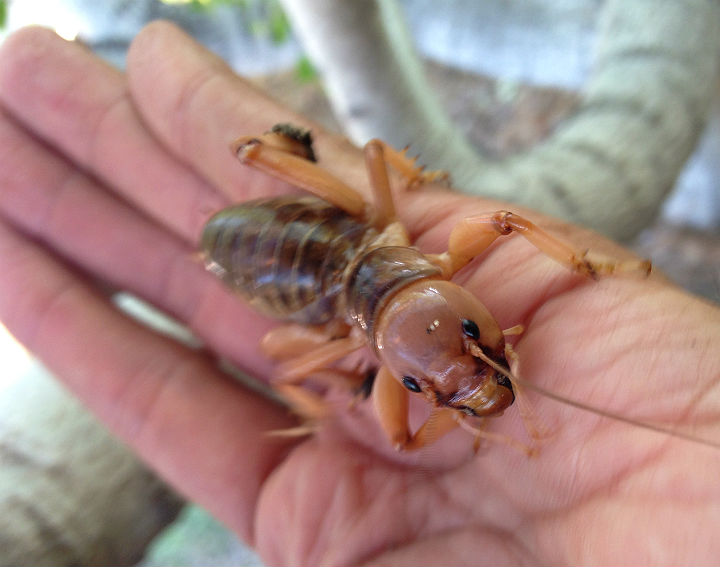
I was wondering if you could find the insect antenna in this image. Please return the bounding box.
[469,345,720,451]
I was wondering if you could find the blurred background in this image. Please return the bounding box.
[0,1,718,565]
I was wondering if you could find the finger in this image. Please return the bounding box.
[125,21,370,202]
[0,217,297,541]
[0,105,278,378]
[0,26,225,242]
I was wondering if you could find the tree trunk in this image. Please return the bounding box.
[281,0,720,241]
[0,361,183,566]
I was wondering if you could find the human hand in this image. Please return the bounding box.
[1,23,719,565]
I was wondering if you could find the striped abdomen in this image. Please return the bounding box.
[200,196,376,324]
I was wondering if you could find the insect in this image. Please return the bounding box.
[201,123,654,452]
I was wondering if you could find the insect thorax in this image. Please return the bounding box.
[344,246,442,344]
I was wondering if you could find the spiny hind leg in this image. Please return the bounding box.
[232,125,366,217]
[363,139,449,228]
[233,125,445,228]
[432,210,652,278]
[363,139,397,227]
[236,132,428,230]
[235,131,411,228]
[373,140,450,189]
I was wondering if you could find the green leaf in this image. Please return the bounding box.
[189,0,209,12]
[268,4,290,44]
[0,0,6,29]
[295,55,317,83]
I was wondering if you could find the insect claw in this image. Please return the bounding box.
[393,434,413,452]
[502,324,525,337]
[234,138,262,162]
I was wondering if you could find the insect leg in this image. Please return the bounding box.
[363,139,450,228]
[232,124,316,161]
[273,327,366,383]
[404,407,460,451]
[373,367,460,450]
[232,133,366,216]
[433,210,652,278]
[260,321,352,361]
[272,383,331,423]
[367,139,450,189]
[261,325,366,430]
[269,368,372,438]
[373,365,410,449]
[454,417,537,456]
[364,139,397,228]
[503,342,551,444]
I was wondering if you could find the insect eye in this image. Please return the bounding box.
[461,318,480,340]
[401,376,422,393]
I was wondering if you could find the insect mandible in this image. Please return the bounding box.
[200,123,651,452]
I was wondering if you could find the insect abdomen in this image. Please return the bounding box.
[201,196,375,324]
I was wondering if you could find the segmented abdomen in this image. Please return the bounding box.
[200,196,376,324]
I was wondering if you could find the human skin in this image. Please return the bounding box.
[1,22,720,565]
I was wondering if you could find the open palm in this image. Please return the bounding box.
[1,23,719,566]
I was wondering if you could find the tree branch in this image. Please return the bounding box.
[278,0,484,176]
